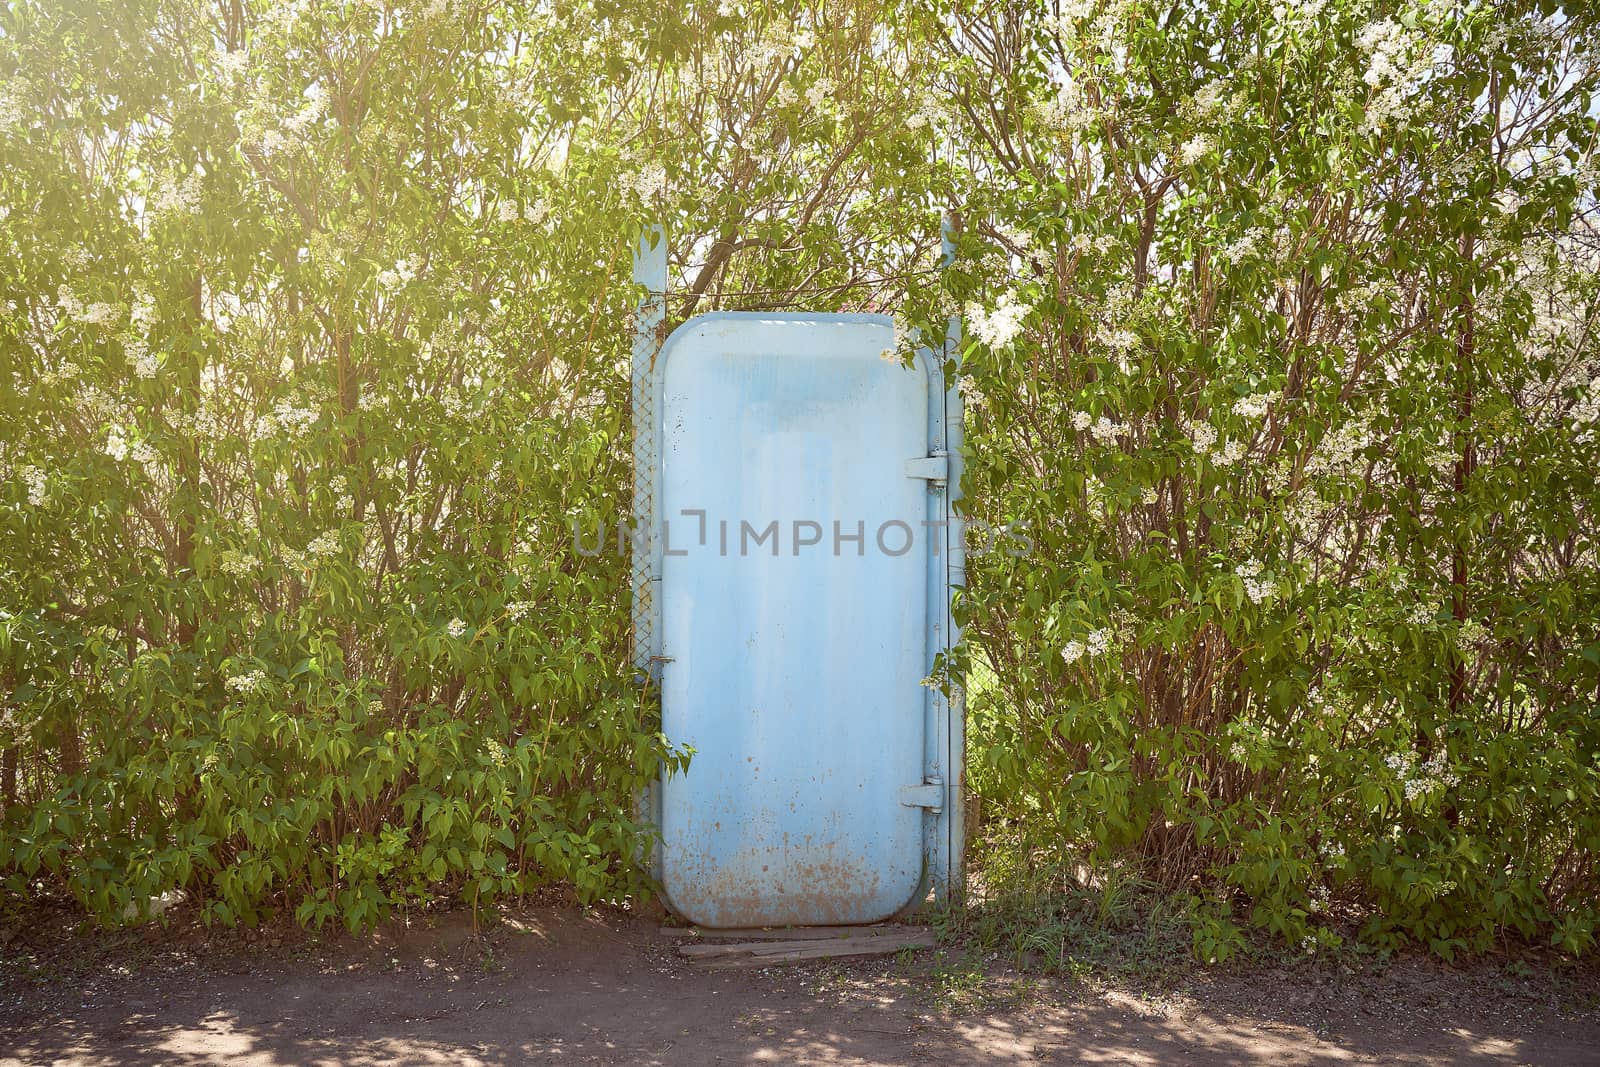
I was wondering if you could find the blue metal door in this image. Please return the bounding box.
[649,313,953,928]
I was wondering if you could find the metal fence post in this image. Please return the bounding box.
[632,225,667,682]
[941,211,968,908]
[632,226,667,880]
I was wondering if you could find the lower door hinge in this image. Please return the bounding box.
[899,777,944,813]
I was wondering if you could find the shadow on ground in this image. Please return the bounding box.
[2,905,1595,1066]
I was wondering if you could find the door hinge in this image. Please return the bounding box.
[899,777,945,813]
[904,451,949,485]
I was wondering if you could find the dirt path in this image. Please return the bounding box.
[2,905,1596,1065]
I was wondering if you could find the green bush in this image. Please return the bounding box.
[0,0,694,928]
[941,0,1600,957]
[0,0,938,929]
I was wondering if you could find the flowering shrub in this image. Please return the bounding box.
[931,0,1600,958]
[0,0,697,929]
[0,0,943,929]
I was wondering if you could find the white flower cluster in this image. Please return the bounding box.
[1070,232,1119,257]
[506,600,533,621]
[124,338,159,378]
[216,47,248,80]
[1185,419,1246,466]
[1232,390,1279,420]
[56,285,117,326]
[306,529,341,559]
[620,163,667,203]
[128,289,155,330]
[804,77,833,113]
[1183,80,1229,121]
[1216,227,1266,266]
[1090,321,1141,372]
[1060,626,1113,665]
[217,550,259,577]
[1049,0,1131,54]
[749,23,812,68]
[1039,78,1096,134]
[1270,0,1327,23]
[256,399,320,439]
[19,465,48,506]
[254,124,288,155]
[903,91,941,131]
[1048,0,1097,29]
[446,617,469,638]
[1456,617,1488,651]
[225,669,266,694]
[1356,17,1450,131]
[1407,599,1438,626]
[495,198,550,225]
[1385,749,1461,802]
[992,221,1033,253]
[1358,19,1423,85]
[1235,558,1276,604]
[1179,133,1214,166]
[150,171,202,216]
[965,292,1032,351]
[376,258,417,289]
[1089,416,1121,444]
[0,76,26,133]
[1304,417,1375,479]
[329,474,354,514]
[1104,327,1139,355]
[265,0,310,29]
[284,83,329,135]
[879,316,913,362]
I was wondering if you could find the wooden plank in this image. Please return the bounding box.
[693,946,932,970]
[679,930,935,960]
[660,924,919,941]
[688,932,936,970]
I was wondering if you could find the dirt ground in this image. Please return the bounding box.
[2,901,1597,1066]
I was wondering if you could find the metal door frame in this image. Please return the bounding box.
[630,227,965,912]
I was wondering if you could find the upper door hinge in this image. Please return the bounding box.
[904,451,949,485]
